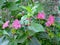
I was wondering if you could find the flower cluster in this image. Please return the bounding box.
[12,19,21,29]
[37,12,55,27]
[2,12,55,29]
[2,19,21,29]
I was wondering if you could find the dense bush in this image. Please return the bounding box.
[0,0,60,45]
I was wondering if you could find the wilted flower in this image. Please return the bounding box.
[2,20,10,29]
[37,12,45,19]
[12,19,21,29]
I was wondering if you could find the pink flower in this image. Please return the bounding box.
[2,20,10,29]
[12,19,21,29]
[45,21,51,27]
[45,15,55,27]
[48,15,55,24]
[37,12,45,19]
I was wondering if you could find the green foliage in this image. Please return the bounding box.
[28,22,45,32]
[0,0,60,45]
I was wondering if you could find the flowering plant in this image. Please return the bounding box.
[0,0,60,45]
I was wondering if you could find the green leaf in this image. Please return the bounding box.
[26,41,30,45]
[7,0,18,2]
[39,32,49,39]
[0,31,3,37]
[8,2,19,11]
[25,20,30,25]
[26,6,32,13]
[0,36,4,44]
[20,15,28,24]
[0,36,9,45]
[26,30,35,36]
[3,30,9,36]
[17,33,28,43]
[28,22,45,32]
[0,21,3,27]
[59,6,60,10]
[32,5,39,14]
[21,6,32,13]
[8,41,17,45]
[1,40,9,45]
[38,4,43,11]
[0,0,6,4]
[30,37,41,45]
[0,0,6,9]
[56,23,60,30]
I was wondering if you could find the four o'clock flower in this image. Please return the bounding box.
[37,12,45,19]
[12,19,21,29]
[2,20,10,29]
[48,15,55,24]
[45,15,55,27]
[45,21,51,27]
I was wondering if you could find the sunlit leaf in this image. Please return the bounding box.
[28,22,45,32]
